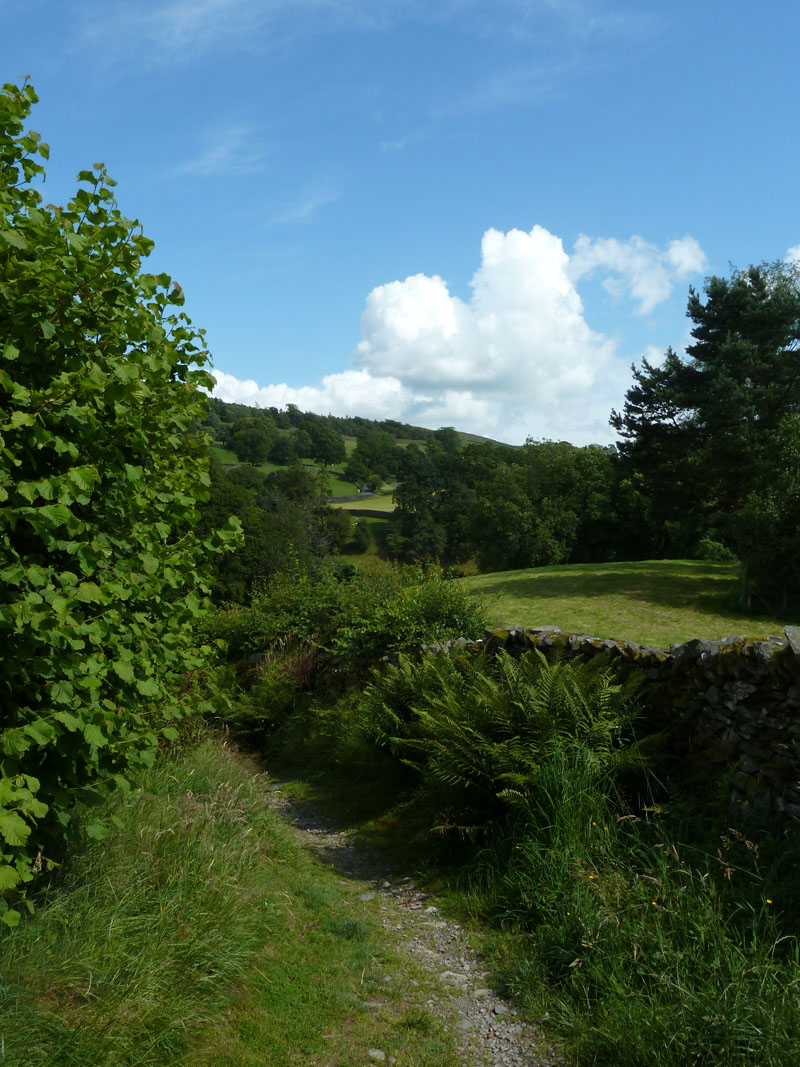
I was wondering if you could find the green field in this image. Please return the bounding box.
[330,492,396,512]
[467,559,790,647]
[210,445,239,465]
[316,467,358,496]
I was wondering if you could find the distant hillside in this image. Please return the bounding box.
[203,396,506,450]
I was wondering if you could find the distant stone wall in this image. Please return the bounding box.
[426,625,800,826]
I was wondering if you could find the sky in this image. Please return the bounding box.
[2,1,799,445]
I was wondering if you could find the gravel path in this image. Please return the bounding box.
[266,782,563,1067]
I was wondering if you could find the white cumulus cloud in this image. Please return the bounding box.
[212,224,706,445]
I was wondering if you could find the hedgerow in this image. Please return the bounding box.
[0,82,238,925]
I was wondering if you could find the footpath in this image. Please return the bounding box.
[266,780,563,1067]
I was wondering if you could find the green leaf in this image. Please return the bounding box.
[51,681,74,705]
[65,231,87,252]
[83,723,107,747]
[136,677,159,698]
[75,582,102,603]
[26,564,48,587]
[40,319,56,340]
[113,660,135,683]
[0,908,21,928]
[68,466,98,493]
[0,811,31,847]
[7,411,35,429]
[0,564,25,585]
[54,710,81,732]
[10,380,31,403]
[1,730,31,758]
[0,228,27,250]
[38,502,76,528]
[16,481,38,503]
[86,823,107,840]
[0,865,21,890]
[23,720,55,745]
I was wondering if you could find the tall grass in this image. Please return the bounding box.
[0,735,460,1066]
[463,753,800,1065]
[0,738,283,1064]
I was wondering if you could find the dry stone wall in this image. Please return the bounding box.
[426,625,800,827]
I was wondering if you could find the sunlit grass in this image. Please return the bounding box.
[467,559,789,647]
[0,735,461,1067]
[211,445,239,465]
[330,493,396,512]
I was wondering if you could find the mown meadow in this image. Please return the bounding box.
[468,559,789,647]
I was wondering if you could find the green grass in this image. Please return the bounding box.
[317,468,358,497]
[0,734,461,1067]
[461,752,800,1067]
[467,559,789,647]
[330,493,396,513]
[211,445,239,465]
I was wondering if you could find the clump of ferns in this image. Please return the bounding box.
[361,648,648,841]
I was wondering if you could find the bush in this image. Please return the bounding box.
[697,536,736,562]
[0,82,236,924]
[209,562,487,671]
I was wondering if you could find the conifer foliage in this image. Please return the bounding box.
[0,82,236,924]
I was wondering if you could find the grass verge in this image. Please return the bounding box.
[467,559,788,646]
[0,734,461,1067]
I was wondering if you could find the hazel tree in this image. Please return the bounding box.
[0,82,238,925]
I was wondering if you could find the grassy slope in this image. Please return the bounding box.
[0,737,460,1067]
[467,559,789,647]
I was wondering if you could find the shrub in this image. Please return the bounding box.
[0,82,236,924]
[697,536,736,562]
[209,562,487,671]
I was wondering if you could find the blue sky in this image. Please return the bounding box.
[3,1,799,444]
